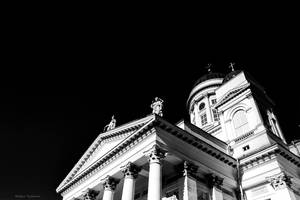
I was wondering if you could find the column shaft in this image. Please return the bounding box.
[121,177,136,200]
[102,176,119,200]
[147,162,162,200]
[145,145,166,200]
[103,190,114,200]
[212,187,223,200]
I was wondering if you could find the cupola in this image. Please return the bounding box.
[187,65,224,131]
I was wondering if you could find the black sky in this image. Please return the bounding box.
[0,6,299,200]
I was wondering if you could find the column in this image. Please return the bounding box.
[102,175,119,200]
[145,144,167,200]
[182,161,198,200]
[121,162,141,200]
[83,189,99,200]
[266,172,296,200]
[206,173,224,200]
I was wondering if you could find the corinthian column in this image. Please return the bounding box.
[121,162,141,200]
[83,189,99,200]
[102,176,119,200]
[145,144,167,200]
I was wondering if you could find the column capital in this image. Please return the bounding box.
[102,175,119,191]
[145,144,167,164]
[183,161,198,177]
[83,189,99,200]
[121,162,141,179]
[205,173,224,189]
[266,172,293,190]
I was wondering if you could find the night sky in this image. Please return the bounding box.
[1,7,299,200]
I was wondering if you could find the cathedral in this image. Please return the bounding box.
[56,66,300,200]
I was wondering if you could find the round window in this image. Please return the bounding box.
[199,102,205,111]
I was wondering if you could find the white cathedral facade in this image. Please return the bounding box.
[56,68,300,200]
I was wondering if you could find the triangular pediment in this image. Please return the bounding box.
[57,115,155,192]
[215,83,250,107]
[77,135,128,175]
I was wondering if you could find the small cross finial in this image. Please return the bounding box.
[205,63,212,73]
[229,62,235,71]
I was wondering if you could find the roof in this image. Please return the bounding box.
[193,72,225,87]
[222,70,243,84]
[214,83,250,108]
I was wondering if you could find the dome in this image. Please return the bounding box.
[193,72,225,87]
[222,70,243,84]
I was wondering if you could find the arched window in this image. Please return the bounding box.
[232,110,249,136]
[212,109,219,121]
[198,102,207,126]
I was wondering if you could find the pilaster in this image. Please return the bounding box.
[182,161,198,200]
[266,172,296,200]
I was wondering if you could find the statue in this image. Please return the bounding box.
[103,115,116,132]
[151,97,164,117]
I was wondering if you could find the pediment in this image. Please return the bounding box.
[57,115,155,192]
[77,133,130,175]
[216,83,250,107]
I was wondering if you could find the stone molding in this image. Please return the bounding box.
[266,172,293,190]
[121,162,141,179]
[102,176,119,191]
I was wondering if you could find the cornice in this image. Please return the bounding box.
[239,143,300,171]
[155,117,237,168]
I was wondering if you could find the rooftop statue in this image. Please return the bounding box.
[151,97,164,117]
[103,115,116,132]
